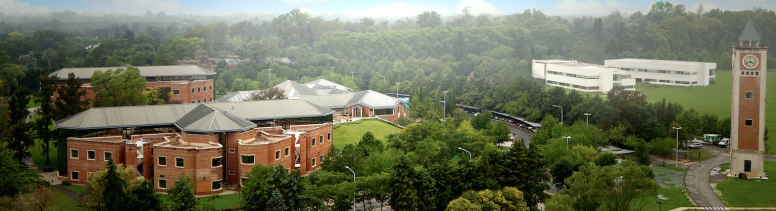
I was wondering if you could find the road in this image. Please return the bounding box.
[684,146,728,208]
[492,120,532,148]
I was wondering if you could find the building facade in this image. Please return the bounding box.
[532,60,636,93]
[604,59,717,86]
[730,19,768,179]
[56,100,335,195]
[49,65,217,105]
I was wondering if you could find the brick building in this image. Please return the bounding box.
[49,65,217,105]
[55,100,334,195]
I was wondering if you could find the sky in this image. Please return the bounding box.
[2,0,775,18]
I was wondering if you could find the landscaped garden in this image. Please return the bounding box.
[715,161,776,207]
[332,118,403,149]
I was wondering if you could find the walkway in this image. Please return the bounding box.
[684,150,729,208]
[53,184,81,202]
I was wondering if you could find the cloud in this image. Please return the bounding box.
[85,0,185,15]
[283,0,328,7]
[299,8,334,17]
[343,2,446,19]
[728,0,773,3]
[689,3,720,13]
[0,0,49,14]
[456,0,504,15]
[552,0,633,16]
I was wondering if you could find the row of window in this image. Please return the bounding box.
[192,97,214,103]
[192,85,214,94]
[547,80,599,91]
[157,179,221,191]
[742,71,760,76]
[311,132,333,147]
[617,67,699,75]
[643,79,697,85]
[70,149,113,161]
[547,70,600,79]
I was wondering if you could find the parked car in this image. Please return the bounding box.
[718,138,730,148]
[689,143,703,149]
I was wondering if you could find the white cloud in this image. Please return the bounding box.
[343,2,446,19]
[552,0,633,16]
[299,8,334,17]
[283,0,328,7]
[0,0,49,14]
[85,0,185,15]
[456,0,504,15]
[690,3,720,14]
[728,0,773,3]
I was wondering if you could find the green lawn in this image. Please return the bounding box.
[630,188,693,211]
[160,193,241,210]
[68,185,86,195]
[637,71,776,154]
[28,136,59,172]
[215,94,224,100]
[716,161,776,207]
[53,189,84,211]
[332,119,403,149]
[26,96,40,108]
[684,150,712,161]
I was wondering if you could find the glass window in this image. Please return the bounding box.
[104,152,112,161]
[198,87,201,93]
[285,147,290,156]
[212,157,222,167]
[229,149,235,153]
[173,90,180,95]
[613,74,622,81]
[745,160,752,172]
[212,181,221,190]
[320,155,324,163]
[312,157,317,167]
[71,171,79,181]
[210,85,213,91]
[275,150,281,160]
[745,119,753,127]
[176,158,184,168]
[374,109,394,115]
[312,138,316,147]
[192,88,195,94]
[328,132,331,141]
[229,171,235,175]
[709,69,716,76]
[71,149,79,159]
[320,135,324,144]
[87,150,96,160]
[198,100,201,103]
[242,155,255,164]
[159,179,167,189]
[158,156,167,166]
[746,92,754,99]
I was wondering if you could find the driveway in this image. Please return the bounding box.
[684,150,728,208]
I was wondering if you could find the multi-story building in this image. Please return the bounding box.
[604,59,718,86]
[55,99,335,195]
[49,65,216,105]
[532,60,636,93]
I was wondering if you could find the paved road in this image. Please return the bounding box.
[492,120,532,148]
[684,150,728,208]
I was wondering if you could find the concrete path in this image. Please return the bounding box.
[25,107,39,123]
[684,151,729,208]
[53,184,82,202]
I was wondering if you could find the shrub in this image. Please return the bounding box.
[41,166,55,172]
[62,180,71,186]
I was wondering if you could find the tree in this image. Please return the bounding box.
[91,67,148,107]
[651,137,675,166]
[564,161,658,211]
[145,86,166,105]
[0,151,45,198]
[544,194,575,211]
[82,159,161,210]
[241,164,306,211]
[594,152,618,167]
[416,11,443,28]
[488,121,511,143]
[550,157,582,191]
[250,86,287,100]
[6,85,33,163]
[390,156,422,211]
[634,139,651,166]
[33,75,59,165]
[53,73,89,174]
[103,158,130,211]
[167,174,198,211]
[16,51,36,69]
[498,143,551,207]
[471,110,492,130]
[445,187,529,211]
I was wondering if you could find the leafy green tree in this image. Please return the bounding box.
[634,139,651,166]
[167,173,198,211]
[416,11,443,28]
[0,151,46,197]
[564,161,658,211]
[128,179,165,211]
[145,86,166,105]
[446,187,529,211]
[594,152,618,167]
[550,157,582,191]
[33,75,59,165]
[250,86,286,100]
[242,164,306,211]
[103,158,130,211]
[91,66,148,107]
[390,156,422,211]
[700,113,719,134]
[6,85,33,162]
[651,137,675,166]
[498,143,551,207]
[488,121,511,143]
[471,110,492,131]
[544,194,575,211]
[675,108,701,142]
[53,73,89,173]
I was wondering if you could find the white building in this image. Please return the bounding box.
[532,60,636,93]
[604,59,717,86]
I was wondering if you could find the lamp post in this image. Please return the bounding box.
[379,75,385,82]
[350,71,354,82]
[673,127,682,167]
[331,67,334,75]
[345,166,356,210]
[656,201,666,211]
[268,68,273,87]
[552,105,563,123]
[396,82,400,98]
[443,91,448,120]
[458,147,471,161]
[562,136,571,149]
[584,113,592,125]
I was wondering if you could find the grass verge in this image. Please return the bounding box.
[159,193,241,210]
[715,161,776,207]
[332,119,403,149]
[662,165,688,172]
[630,188,693,210]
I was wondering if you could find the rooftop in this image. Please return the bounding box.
[49,65,217,80]
[740,19,761,41]
[606,58,716,66]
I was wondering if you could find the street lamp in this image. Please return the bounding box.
[396,82,400,98]
[584,113,592,125]
[350,71,354,82]
[458,147,471,161]
[562,136,571,149]
[552,105,563,124]
[656,201,666,211]
[379,75,385,82]
[673,127,682,167]
[331,67,334,75]
[345,166,356,210]
[443,91,448,121]
[268,68,273,87]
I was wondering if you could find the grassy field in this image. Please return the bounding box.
[68,185,86,195]
[26,96,40,108]
[630,188,693,210]
[332,119,403,149]
[28,137,59,171]
[53,190,85,211]
[715,161,776,207]
[159,193,241,210]
[685,149,712,161]
[637,71,776,154]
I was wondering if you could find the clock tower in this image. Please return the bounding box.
[730,19,768,179]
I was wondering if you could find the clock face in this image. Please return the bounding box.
[743,55,759,69]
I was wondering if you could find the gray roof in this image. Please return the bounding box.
[49,65,216,80]
[275,80,318,98]
[345,90,400,109]
[740,19,761,41]
[55,99,333,131]
[299,93,357,109]
[174,104,256,132]
[216,91,259,103]
[304,79,353,92]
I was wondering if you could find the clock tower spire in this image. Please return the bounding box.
[730,18,768,179]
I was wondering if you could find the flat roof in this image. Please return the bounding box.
[605,58,716,66]
[49,65,217,80]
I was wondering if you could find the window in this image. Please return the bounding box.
[312,157,317,167]
[613,74,622,81]
[320,135,324,144]
[212,180,222,190]
[373,108,394,115]
[328,132,332,141]
[198,87,201,93]
[212,157,222,167]
[745,160,752,172]
[71,171,79,181]
[709,69,716,76]
[87,150,96,160]
[192,100,195,103]
[242,155,255,164]
[210,97,213,102]
[158,156,167,166]
[198,99,201,103]
[312,138,316,147]
[746,92,754,99]
[320,155,324,163]
[745,119,753,127]
[104,152,113,161]
[173,90,180,95]
[229,149,235,153]
[285,147,290,157]
[229,171,235,175]
[175,158,184,168]
[275,150,281,160]
[241,178,249,186]
[209,85,213,91]
[70,149,79,159]
[192,88,195,94]
[159,179,167,189]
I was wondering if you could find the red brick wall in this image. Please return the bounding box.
[181,132,218,144]
[146,80,215,104]
[152,146,224,195]
[236,135,296,184]
[738,76,762,150]
[297,124,333,175]
[66,138,127,184]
